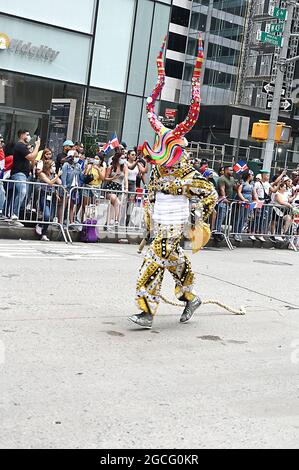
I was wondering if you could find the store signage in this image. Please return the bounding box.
[165,108,177,120]
[0,32,60,62]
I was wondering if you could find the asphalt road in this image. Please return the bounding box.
[0,240,298,449]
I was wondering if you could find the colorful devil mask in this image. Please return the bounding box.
[143,34,204,168]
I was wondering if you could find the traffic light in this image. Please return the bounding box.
[251,120,292,143]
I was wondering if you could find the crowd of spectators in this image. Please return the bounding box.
[0,131,149,241]
[190,155,299,249]
[0,131,298,248]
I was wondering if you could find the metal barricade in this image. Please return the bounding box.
[0,178,68,243]
[226,201,297,250]
[65,185,147,243]
[209,199,233,250]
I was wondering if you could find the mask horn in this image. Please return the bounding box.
[173,33,204,139]
[146,36,167,134]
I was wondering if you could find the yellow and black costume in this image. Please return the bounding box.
[136,159,217,317]
[128,34,217,328]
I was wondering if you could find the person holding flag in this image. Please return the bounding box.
[102,133,120,155]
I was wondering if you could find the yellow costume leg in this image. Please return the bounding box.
[136,225,197,315]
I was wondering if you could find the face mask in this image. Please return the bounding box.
[94,159,100,165]
[119,159,126,166]
[25,135,31,143]
[74,158,80,164]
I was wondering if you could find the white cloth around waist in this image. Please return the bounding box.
[153,192,189,225]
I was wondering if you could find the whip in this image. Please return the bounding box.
[160,295,246,316]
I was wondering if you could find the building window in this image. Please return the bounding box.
[255,86,267,108]
[259,54,272,76]
[255,0,265,16]
[165,59,184,80]
[243,84,254,106]
[168,32,187,54]
[190,12,207,31]
[84,88,125,146]
[170,5,190,28]
[247,54,257,76]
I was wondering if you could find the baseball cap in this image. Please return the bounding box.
[203,169,214,179]
[260,169,270,174]
[63,140,74,147]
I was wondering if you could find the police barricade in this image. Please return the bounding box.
[210,199,234,250]
[226,201,297,251]
[65,185,146,243]
[0,178,68,243]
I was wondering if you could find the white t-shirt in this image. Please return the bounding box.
[128,165,139,182]
[255,180,270,200]
[153,193,189,225]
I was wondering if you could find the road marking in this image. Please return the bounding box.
[0,243,126,260]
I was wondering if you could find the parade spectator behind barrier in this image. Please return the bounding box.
[36,148,56,176]
[0,143,15,220]
[104,152,128,226]
[61,150,82,224]
[233,170,258,243]
[135,146,149,188]
[81,154,107,223]
[214,166,235,241]
[10,130,41,220]
[270,181,297,242]
[55,139,74,173]
[254,169,279,242]
[127,149,147,194]
[35,155,62,241]
[0,135,6,220]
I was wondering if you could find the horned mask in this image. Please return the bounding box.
[143,33,204,168]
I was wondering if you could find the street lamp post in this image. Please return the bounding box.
[263,0,296,172]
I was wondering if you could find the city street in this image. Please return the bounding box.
[0,240,298,449]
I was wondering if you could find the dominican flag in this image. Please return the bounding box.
[246,201,264,210]
[103,133,120,154]
[233,160,249,175]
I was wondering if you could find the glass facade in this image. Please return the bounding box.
[0,0,172,152]
[181,0,247,106]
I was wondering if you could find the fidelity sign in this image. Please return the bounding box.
[0,32,60,62]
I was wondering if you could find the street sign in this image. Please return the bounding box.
[260,31,283,47]
[230,115,250,140]
[268,5,288,20]
[266,98,293,112]
[262,81,286,97]
[265,23,284,34]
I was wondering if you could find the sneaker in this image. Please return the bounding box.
[128,312,153,329]
[35,225,43,236]
[275,236,284,242]
[9,217,24,227]
[180,296,202,324]
[11,214,18,222]
[257,236,266,243]
[249,235,256,241]
[41,235,50,242]
[234,235,242,243]
[269,236,276,243]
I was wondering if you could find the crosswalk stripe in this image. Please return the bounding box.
[0,243,126,260]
